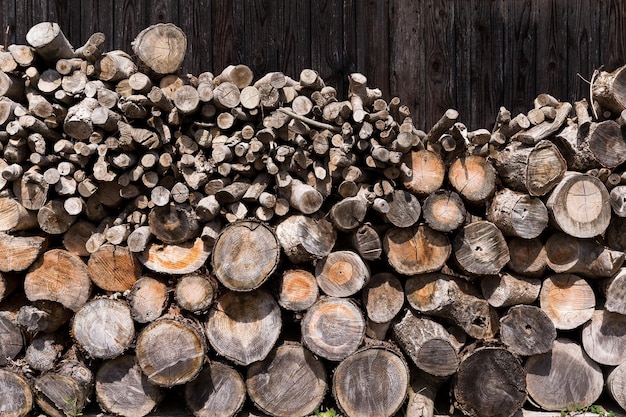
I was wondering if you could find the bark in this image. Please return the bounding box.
[0,311,23,366]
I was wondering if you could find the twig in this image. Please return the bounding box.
[277,107,341,132]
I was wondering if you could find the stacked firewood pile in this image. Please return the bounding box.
[4,21,626,417]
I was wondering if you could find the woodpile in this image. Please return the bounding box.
[4,21,626,417]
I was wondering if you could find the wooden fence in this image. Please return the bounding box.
[1,0,625,131]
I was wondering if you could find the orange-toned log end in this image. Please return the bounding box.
[383,224,451,276]
[0,232,48,272]
[401,149,445,196]
[279,269,319,311]
[448,155,496,204]
[88,244,142,292]
[540,273,596,330]
[139,237,210,275]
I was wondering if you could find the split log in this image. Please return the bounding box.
[539,274,595,330]
[184,360,246,417]
[453,343,527,417]
[212,220,280,291]
[546,172,611,238]
[581,309,626,366]
[25,332,65,371]
[405,273,499,340]
[24,249,92,311]
[315,250,370,297]
[452,220,510,276]
[499,305,556,356]
[486,188,548,239]
[136,316,206,386]
[278,269,319,312]
[401,149,445,196]
[0,196,38,232]
[95,354,162,417]
[33,373,87,417]
[350,223,383,260]
[246,343,327,417]
[0,311,23,366]
[0,232,47,272]
[448,155,496,205]
[132,23,187,76]
[71,298,135,359]
[0,368,33,417]
[16,300,72,333]
[175,272,218,314]
[525,338,603,411]
[391,310,460,377]
[333,345,409,417]
[87,244,142,292]
[494,140,566,196]
[545,232,624,278]
[275,215,336,264]
[301,297,365,361]
[206,289,281,366]
[139,237,210,275]
[506,237,548,277]
[25,22,74,63]
[602,268,626,315]
[383,224,451,276]
[127,276,168,323]
[607,363,626,413]
[422,189,466,233]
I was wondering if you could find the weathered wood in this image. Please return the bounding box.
[422,189,466,233]
[136,316,206,387]
[16,300,72,333]
[506,237,548,278]
[212,220,280,291]
[127,276,168,323]
[0,368,33,417]
[581,309,626,366]
[607,362,626,413]
[0,311,23,366]
[275,215,336,264]
[587,120,626,168]
[184,360,246,417]
[448,155,496,205]
[480,272,541,308]
[314,250,370,297]
[539,274,595,330]
[0,232,47,272]
[139,237,210,275]
[453,343,527,417]
[525,338,603,411]
[25,332,65,372]
[206,289,281,366]
[500,305,556,356]
[328,196,368,231]
[452,220,510,276]
[401,149,445,196]
[333,346,409,417]
[362,272,404,324]
[33,373,87,417]
[383,224,451,275]
[384,189,422,227]
[132,23,187,76]
[25,22,74,64]
[246,343,327,417]
[0,196,38,232]
[592,64,626,114]
[175,272,218,314]
[486,188,548,239]
[278,268,319,312]
[87,244,141,292]
[350,223,383,260]
[148,204,200,244]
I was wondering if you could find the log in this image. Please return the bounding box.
[127,276,168,323]
[25,332,65,372]
[136,316,206,387]
[546,172,611,238]
[486,188,548,239]
[275,215,336,264]
[246,343,327,417]
[301,296,365,361]
[513,101,572,144]
[0,311,23,366]
[607,363,626,413]
[25,22,74,63]
[24,249,92,311]
[610,185,626,216]
[278,268,319,312]
[448,155,496,205]
[212,220,280,291]
[405,273,499,339]
[545,232,624,278]
[592,64,626,114]
[184,360,246,417]
[405,371,444,417]
[525,338,603,411]
[350,223,383,260]
[602,268,626,315]
[0,232,47,272]
[333,345,409,417]
[148,203,200,244]
[494,140,567,196]
[205,289,281,366]
[499,305,556,356]
[391,310,460,377]
[33,373,87,417]
[0,196,38,232]
[87,244,141,292]
[506,237,548,277]
[587,120,626,167]
[581,309,626,366]
[422,189,466,233]
[16,300,72,333]
[328,196,368,231]
[383,224,451,275]
[539,274,595,330]
[37,199,77,234]
[63,97,99,140]
[131,23,187,75]
[314,250,370,297]
[139,237,211,275]
[174,272,218,314]
[362,272,404,324]
[453,343,527,417]
[13,168,50,210]
[480,272,541,308]
[384,189,422,227]
[0,368,33,417]
[401,149,445,196]
[95,354,162,417]
[71,298,135,359]
[452,220,510,276]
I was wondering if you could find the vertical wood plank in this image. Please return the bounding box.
[342,0,360,87]
[113,0,147,53]
[601,0,626,72]
[422,0,456,130]
[361,0,389,101]
[14,0,48,44]
[80,0,115,53]
[244,0,279,80]
[567,0,600,104]
[211,0,245,74]
[503,0,535,117]
[534,0,567,101]
[389,0,423,127]
[147,0,179,25]
[278,0,311,79]
[311,0,345,96]
[0,0,16,46]
[179,0,212,75]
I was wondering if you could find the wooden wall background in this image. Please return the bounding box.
[1,0,625,131]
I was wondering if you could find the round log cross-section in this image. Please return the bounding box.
[315,250,370,297]
[452,221,510,276]
[212,220,280,291]
[383,224,451,276]
[0,368,33,417]
[132,23,187,75]
[184,361,246,417]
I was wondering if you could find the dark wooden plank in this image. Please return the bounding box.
[243,0,280,80]
[600,0,626,72]
[113,0,147,53]
[342,0,360,90]
[567,0,601,104]
[14,0,48,44]
[311,0,345,96]
[422,0,456,130]
[503,0,535,117]
[389,0,423,127]
[453,0,472,130]
[147,0,179,25]
[179,0,212,75]
[211,0,245,74]
[534,0,567,101]
[361,0,389,101]
[47,0,81,48]
[277,0,311,80]
[0,0,16,46]
[80,0,115,53]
